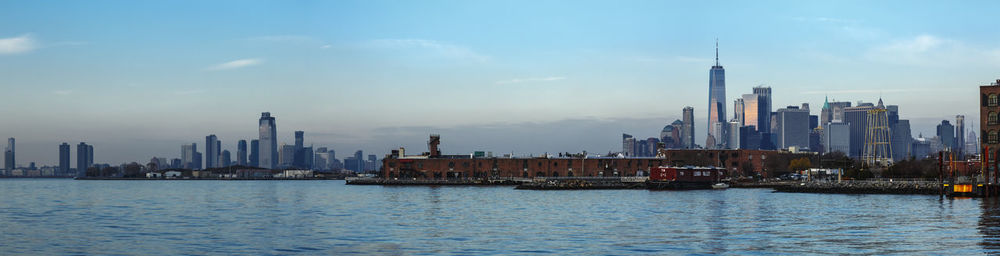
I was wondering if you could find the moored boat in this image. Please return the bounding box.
[646,166,727,190]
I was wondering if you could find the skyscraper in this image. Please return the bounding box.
[249,139,259,167]
[205,134,219,168]
[956,115,965,157]
[76,142,92,177]
[294,131,304,167]
[733,98,744,126]
[775,106,810,150]
[221,150,231,167]
[752,86,772,133]
[259,112,278,169]
[845,102,876,157]
[4,138,14,172]
[622,134,635,156]
[280,144,295,167]
[937,120,956,151]
[182,143,196,169]
[682,106,695,148]
[892,120,912,161]
[59,143,70,175]
[707,40,726,149]
[237,140,248,166]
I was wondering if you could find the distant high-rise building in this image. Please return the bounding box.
[707,40,726,149]
[734,98,745,126]
[956,115,965,157]
[368,154,377,171]
[775,106,810,150]
[682,107,695,148]
[823,122,850,154]
[182,143,196,169]
[280,144,295,167]
[4,138,14,172]
[892,120,912,161]
[742,86,773,134]
[193,151,202,170]
[249,139,259,167]
[237,140,247,166]
[845,102,876,157]
[967,129,979,156]
[221,150,231,167]
[205,134,219,168]
[259,112,278,169]
[76,142,92,177]
[937,120,956,151]
[294,131,304,167]
[302,146,313,170]
[59,143,70,175]
[727,120,741,149]
[622,134,636,156]
[821,97,852,124]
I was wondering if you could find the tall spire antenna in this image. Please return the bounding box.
[715,38,719,66]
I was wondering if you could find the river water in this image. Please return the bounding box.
[1,179,998,255]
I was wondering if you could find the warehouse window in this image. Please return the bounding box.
[991,112,998,125]
[991,131,998,144]
[991,94,999,106]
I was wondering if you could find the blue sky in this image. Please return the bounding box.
[1,0,998,166]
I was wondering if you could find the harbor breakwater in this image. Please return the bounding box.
[773,181,941,195]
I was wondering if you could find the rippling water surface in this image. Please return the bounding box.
[1,179,999,255]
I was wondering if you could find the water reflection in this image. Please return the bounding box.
[979,198,1000,253]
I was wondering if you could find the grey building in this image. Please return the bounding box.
[727,120,741,149]
[59,143,70,175]
[707,41,726,149]
[892,120,912,161]
[4,138,13,173]
[205,134,219,168]
[844,102,876,158]
[820,97,852,124]
[823,122,851,154]
[237,140,247,166]
[294,131,304,167]
[182,143,197,169]
[280,144,296,167]
[221,150,231,167]
[622,134,635,156]
[76,142,92,177]
[937,120,956,151]
[682,106,695,148]
[259,112,278,169]
[734,98,744,126]
[775,106,810,150]
[249,139,259,167]
[956,115,965,157]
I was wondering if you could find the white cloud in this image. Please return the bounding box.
[800,89,921,95]
[864,34,999,67]
[52,90,72,95]
[496,76,567,85]
[367,39,490,62]
[321,44,332,49]
[0,34,37,55]
[206,58,263,71]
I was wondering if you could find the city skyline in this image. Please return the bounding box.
[1,0,998,165]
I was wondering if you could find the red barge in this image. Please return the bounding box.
[647,166,727,190]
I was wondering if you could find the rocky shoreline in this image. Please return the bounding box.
[773,181,942,195]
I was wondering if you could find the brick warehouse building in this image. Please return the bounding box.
[981,79,1000,156]
[381,135,811,179]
